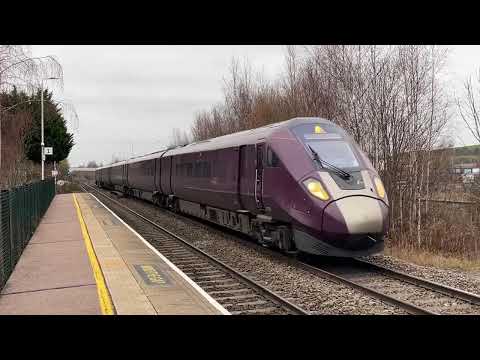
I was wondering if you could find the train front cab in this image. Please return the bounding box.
[266,120,389,257]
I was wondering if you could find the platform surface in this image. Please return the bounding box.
[0,192,226,315]
[0,194,101,315]
[76,192,226,315]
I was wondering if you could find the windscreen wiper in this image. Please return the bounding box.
[308,145,351,180]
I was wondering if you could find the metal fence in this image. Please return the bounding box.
[0,179,55,290]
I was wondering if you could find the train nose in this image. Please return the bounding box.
[322,196,388,238]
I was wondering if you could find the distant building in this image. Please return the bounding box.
[450,162,480,175]
[450,162,480,183]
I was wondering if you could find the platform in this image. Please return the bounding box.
[0,194,101,315]
[0,192,227,315]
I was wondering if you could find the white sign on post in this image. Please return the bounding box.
[44,147,53,155]
[52,170,58,177]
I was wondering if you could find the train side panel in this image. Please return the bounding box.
[160,155,172,195]
[110,164,124,190]
[172,148,241,211]
[127,159,156,192]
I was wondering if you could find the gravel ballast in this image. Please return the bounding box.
[364,254,480,297]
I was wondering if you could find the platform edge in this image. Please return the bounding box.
[88,192,230,315]
[73,193,115,315]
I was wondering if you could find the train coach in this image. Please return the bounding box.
[96,117,389,257]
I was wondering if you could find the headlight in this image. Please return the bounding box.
[374,177,385,198]
[303,178,330,201]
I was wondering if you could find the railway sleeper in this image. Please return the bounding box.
[213,294,261,302]
[200,283,247,291]
[229,307,284,315]
[207,288,256,296]
[169,258,206,265]
[221,299,272,309]
[183,270,224,276]
[195,279,238,286]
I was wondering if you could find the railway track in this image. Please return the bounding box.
[84,184,480,315]
[81,184,308,315]
[295,257,480,315]
[313,258,480,315]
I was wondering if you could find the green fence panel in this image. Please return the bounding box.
[0,179,55,290]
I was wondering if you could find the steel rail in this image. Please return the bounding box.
[352,258,480,306]
[81,184,309,315]
[292,259,438,315]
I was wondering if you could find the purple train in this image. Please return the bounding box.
[96,117,389,257]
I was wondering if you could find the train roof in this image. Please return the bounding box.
[70,167,96,172]
[166,117,334,156]
[97,117,335,170]
[96,150,168,170]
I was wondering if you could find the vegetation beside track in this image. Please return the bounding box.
[385,245,480,271]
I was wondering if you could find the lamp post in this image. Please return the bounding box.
[41,77,59,180]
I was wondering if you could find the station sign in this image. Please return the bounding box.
[52,170,58,177]
[44,147,53,155]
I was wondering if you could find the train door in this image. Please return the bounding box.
[255,143,265,209]
[155,157,161,193]
[160,155,172,195]
[123,163,128,188]
[239,145,256,211]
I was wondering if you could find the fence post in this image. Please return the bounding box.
[9,187,15,267]
[0,189,12,288]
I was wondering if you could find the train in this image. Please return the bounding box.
[96,117,389,257]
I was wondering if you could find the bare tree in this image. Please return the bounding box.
[0,46,65,187]
[189,45,457,252]
[0,45,63,94]
[86,160,99,168]
[457,69,480,144]
[168,128,190,147]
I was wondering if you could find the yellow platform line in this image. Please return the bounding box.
[73,193,115,315]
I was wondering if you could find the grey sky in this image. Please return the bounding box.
[32,45,480,167]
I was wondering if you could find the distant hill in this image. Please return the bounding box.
[452,144,480,164]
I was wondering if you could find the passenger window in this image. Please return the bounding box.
[267,148,280,167]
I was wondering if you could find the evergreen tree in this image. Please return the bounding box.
[0,88,74,163]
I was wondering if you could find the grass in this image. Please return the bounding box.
[385,245,480,272]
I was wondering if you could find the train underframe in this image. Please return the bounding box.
[98,181,297,253]
[156,193,297,253]
[96,182,382,257]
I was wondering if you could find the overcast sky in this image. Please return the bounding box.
[32,45,480,167]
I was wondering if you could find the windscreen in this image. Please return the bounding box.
[307,141,359,169]
[291,123,360,169]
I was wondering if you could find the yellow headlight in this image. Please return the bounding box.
[374,177,385,198]
[304,179,330,201]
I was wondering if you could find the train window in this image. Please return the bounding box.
[308,141,359,169]
[205,162,211,177]
[266,148,280,167]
